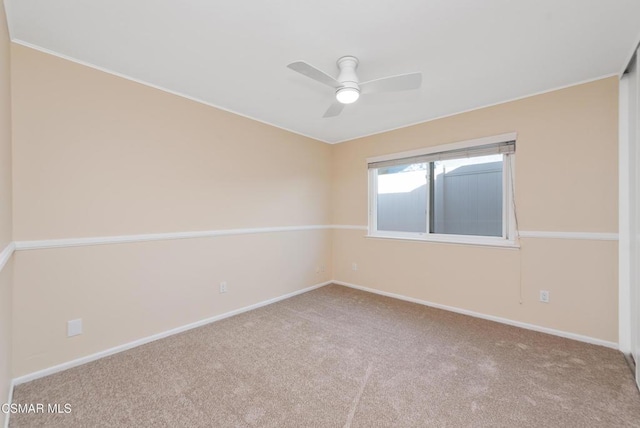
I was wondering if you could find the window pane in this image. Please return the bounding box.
[376,163,427,233]
[431,155,503,237]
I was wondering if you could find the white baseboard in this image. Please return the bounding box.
[11,278,619,388]
[12,280,332,386]
[333,280,618,350]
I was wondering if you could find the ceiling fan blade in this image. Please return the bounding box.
[360,72,422,94]
[287,61,340,88]
[323,101,345,118]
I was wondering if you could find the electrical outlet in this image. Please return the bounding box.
[352,263,358,271]
[220,281,228,293]
[320,265,325,273]
[67,319,82,337]
[539,290,550,303]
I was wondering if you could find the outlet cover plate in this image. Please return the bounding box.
[67,319,82,337]
[539,290,550,303]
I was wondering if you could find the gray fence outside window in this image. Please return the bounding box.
[377,161,502,236]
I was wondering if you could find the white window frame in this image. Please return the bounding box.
[367,133,517,248]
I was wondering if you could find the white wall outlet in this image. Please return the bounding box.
[316,266,321,273]
[320,265,325,273]
[219,281,228,293]
[352,262,358,271]
[539,290,550,303]
[67,319,82,337]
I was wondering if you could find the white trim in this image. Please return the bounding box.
[338,227,619,241]
[9,41,619,146]
[619,36,640,77]
[366,132,517,164]
[10,40,330,145]
[367,140,517,247]
[365,233,519,249]
[332,74,619,144]
[12,280,333,386]
[518,231,619,241]
[0,243,14,273]
[334,280,618,349]
[425,162,431,238]
[619,74,632,354]
[368,168,378,235]
[2,379,14,428]
[5,280,618,390]
[11,227,619,252]
[9,278,619,388]
[330,225,368,231]
[14,225,334,251]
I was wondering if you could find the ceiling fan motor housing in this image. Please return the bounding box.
[336,56,360,91]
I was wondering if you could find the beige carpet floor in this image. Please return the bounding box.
[9,284,640,427]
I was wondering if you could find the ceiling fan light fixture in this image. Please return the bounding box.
[336,87,360,104]
[287,56,421,117]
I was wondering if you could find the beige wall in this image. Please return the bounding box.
[332,77,619,342]
[11,45,332,376]
[13,231,331,376]
[12,45,331,240]
[0,1,10,251]
[0,1,12,425]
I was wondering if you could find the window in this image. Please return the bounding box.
[368,134,516,246]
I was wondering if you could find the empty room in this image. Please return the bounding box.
[1,1,640,427]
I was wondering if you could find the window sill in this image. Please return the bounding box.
[366,233,520,249]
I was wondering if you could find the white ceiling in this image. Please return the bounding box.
[5,1,640,143]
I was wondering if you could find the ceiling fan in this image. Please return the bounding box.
[287,56,422,118]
